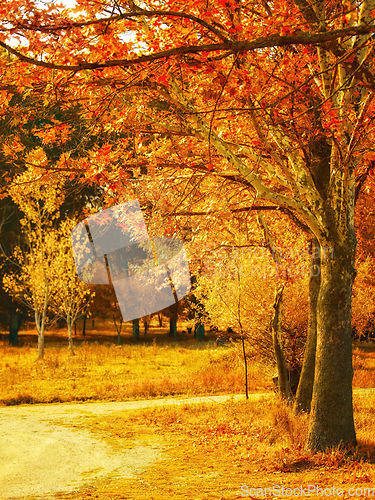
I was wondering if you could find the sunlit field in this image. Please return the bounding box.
[1,320,374,406]
[0,320,274,405]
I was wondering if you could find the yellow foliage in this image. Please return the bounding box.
[4,166,69,340]
[49,218,92,322]
[195,244,308,361]
[8,164,65,222]
[24,147,48,167]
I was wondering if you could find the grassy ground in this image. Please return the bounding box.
[352,345,375,388]
[0,321,273,405]
[0,323,374,406]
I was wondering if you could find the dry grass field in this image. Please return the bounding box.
[1,321,375,499]
[0,320,273,405]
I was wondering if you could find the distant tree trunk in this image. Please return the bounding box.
[9,310,23,346]
[306,236,357,451]
[132,318,140,340]
[294,236,320,413]
[144,320,148,336]
[272,286,290,400]
[194,322,205,340]
[82,313,87,336]
[169,303,178,340]
[113,314,123,345]
[169,316,177,340]
[157,312,163,327]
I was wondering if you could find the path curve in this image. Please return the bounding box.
[0,389,373,499]
[0,393,257,499]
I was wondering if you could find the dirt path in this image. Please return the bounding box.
[0,393,258,500]
[0,389,372,500]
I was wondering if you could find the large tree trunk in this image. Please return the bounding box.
[306,237,357,451]
[294,236,320,413]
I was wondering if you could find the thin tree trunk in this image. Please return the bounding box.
[294,236,320,413]
[169,303,178,340]
[37,332,45,359]
[306,240,356,451]
[82,313,87,336]
[113,315,123,345]
[272,286,290,400]
[67,317,75,356]
[257,213,290,399]
[38,284,49,359]
[241,334,249,400]
[36,287,48,360]
[36,310,45,360]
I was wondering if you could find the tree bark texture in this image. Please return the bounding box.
[306,239,357,451]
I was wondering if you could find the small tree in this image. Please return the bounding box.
[3,242,51,358]
[49,218,92,355]
[4,163,65,359]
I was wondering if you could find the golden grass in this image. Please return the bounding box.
[0,330,374,406]
[353,345,375,388]
[0,332,272,405]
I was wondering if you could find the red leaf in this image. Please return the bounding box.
[157,74,170,86]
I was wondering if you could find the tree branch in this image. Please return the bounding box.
[172,205,281,216]
[2,25,375,72]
